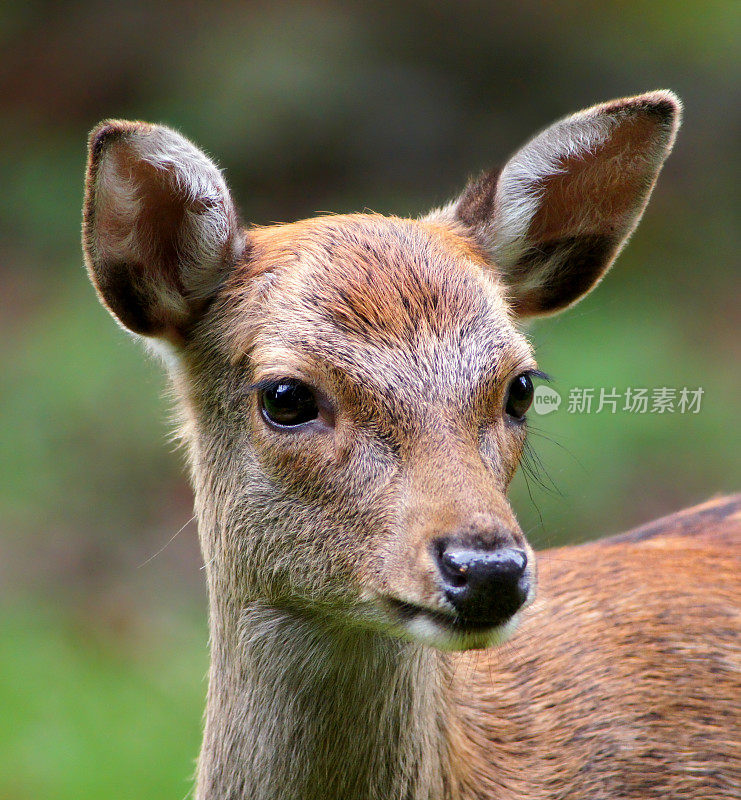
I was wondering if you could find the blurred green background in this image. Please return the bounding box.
[1,1,738,797]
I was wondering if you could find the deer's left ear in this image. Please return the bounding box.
[431,91,681,316]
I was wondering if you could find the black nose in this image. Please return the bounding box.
[434,541,529,628]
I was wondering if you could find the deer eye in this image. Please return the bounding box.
[261,380,319,428]
[504,373,534,420]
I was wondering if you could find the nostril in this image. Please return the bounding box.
[436,541,469,588]
[501,548,527,578]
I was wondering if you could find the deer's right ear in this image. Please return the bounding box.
[82,121,244,338]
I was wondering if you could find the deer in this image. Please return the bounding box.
[81,90,740,799]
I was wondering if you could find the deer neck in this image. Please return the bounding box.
[196,597,459,800]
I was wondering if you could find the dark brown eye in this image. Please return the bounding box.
[261,380,319,428]
[505,373,534,420]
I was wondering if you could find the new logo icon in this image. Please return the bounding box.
[533,385,561,415]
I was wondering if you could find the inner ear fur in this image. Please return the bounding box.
[433,91,682,316]
[83,120,243,338]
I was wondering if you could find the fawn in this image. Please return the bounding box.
[82,91,740,799]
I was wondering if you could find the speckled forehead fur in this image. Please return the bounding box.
[218,213,534,404]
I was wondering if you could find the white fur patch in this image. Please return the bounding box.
[132,127,237,295]
[401,611,521,651]
[490,110,616,267]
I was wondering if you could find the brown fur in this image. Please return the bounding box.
[81,92,738,799]
[453,499,741,798]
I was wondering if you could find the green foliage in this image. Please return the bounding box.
[0,603,206,800]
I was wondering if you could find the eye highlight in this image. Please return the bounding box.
[260,380,320,428]
[504,373,535,420]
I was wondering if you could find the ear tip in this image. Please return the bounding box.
[637,91,683,154]
[645,88,682,109]
[601,90,683,129]
[638,89,683,126]
[87,119,153,159]
[578,90,682,153]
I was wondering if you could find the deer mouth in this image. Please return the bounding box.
[384,597,522,651]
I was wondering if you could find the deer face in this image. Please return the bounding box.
[82,93,680,650]
[184,215,536,649]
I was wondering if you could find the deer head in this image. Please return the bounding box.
[82,91,680,651]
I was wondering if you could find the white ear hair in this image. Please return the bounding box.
[94,124,241,298]
[84,121,243,337]
[429,91,681,316]
[490,110,618,268]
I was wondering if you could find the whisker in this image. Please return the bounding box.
[527,426,587,475]
[137,514,197,568]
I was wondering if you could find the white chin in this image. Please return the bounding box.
[401,613,521,651]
